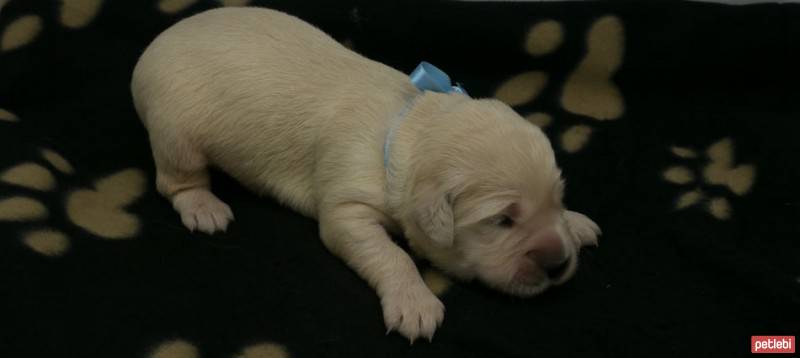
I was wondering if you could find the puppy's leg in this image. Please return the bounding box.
[150,131,234,234]
[320,203,444,343]
[564,210,601,247]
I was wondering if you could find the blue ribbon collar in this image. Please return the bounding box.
[409,61,468,96]
[383,62,468,169]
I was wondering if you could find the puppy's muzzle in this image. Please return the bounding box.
[525,233,577,285]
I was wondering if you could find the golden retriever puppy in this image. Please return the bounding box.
[131,7,600,342]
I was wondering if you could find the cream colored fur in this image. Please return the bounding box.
[132,7,600,342]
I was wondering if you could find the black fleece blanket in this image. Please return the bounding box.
[1,1,798,357]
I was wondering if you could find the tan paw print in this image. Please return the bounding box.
[663,138,756,220]
[158,0,251,14]
[0,113,146,256]
[1,14,42,52]
[0,107,19,122]
[66,168,146,239]
[0,0,251,53]
[0,149,146,256]
[148,339,290,358]
[495,15,625,153]
[0,0,106,52]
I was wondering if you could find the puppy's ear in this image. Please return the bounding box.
[564,210,601,247]
[412,181,455,247]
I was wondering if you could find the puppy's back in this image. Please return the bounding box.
[132,7,360,130]
[131,7,387,214]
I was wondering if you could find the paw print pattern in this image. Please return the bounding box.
[0,151,146,255]
[1,14,42,52]
[60,0,105,29]
[663,138,756,220]
[561,16,625,120]
[0,0,250,53]
[494,15,625,154]
[0,114,146,256]
[0,0,105,53]
[158,0,198,14]
[158,0,251,14]
[0,107,19,121]
[66,168,146,239]
[234,342,291,358]
[525,20,564,57]
[0,196,48,221]
[493,20,564,108]
[22,229,69,256]
[148,339,290,358]
[0,149,74,256]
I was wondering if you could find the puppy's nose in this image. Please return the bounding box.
[526,231,567,276]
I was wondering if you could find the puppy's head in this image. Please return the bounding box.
[400,95,600,297]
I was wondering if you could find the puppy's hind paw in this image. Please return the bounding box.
[565,210,601,247]
[381,283,445,344]
[172,189,234,234]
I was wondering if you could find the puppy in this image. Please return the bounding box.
[131,7,600,342]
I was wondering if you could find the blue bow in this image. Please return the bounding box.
[384,62,468,169]
[409,61,468,96]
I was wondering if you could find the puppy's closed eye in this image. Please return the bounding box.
[492,215,514,228]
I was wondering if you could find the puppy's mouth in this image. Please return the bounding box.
[546,255,577,285]
[503,255,578,297]
[503,267,550,298]
[545,260,571,282]
[505,281,550,297]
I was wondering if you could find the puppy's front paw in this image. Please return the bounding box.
[381,284,445,343]
[172,189,234,234]
[565,210,601,247]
